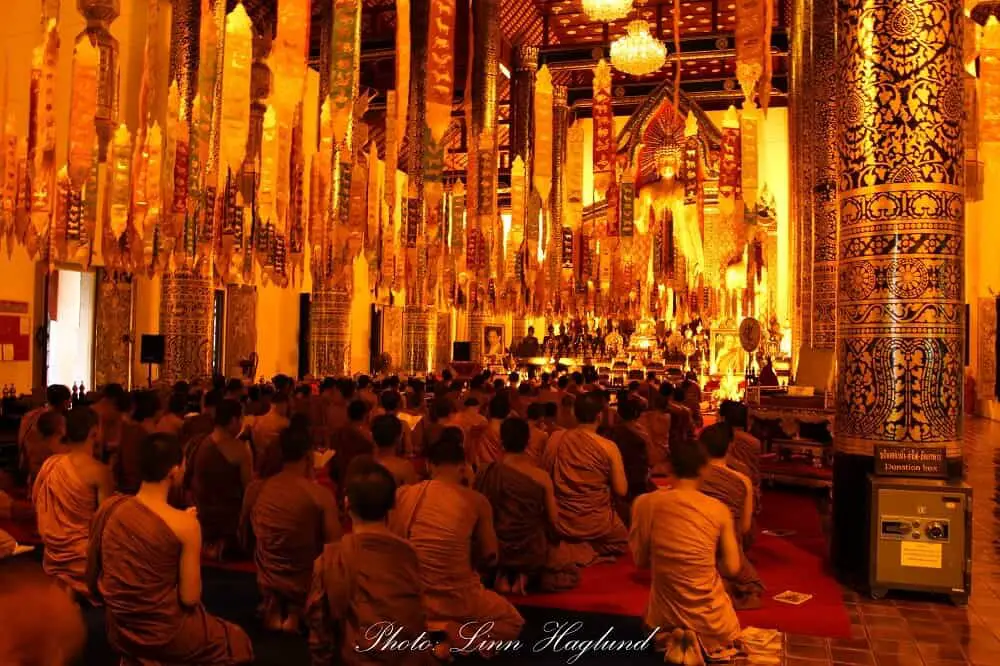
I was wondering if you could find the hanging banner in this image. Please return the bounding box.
[533,66,553,204]
[735,0,765,103]
[108,124,132,242]
[395,0,410,145]
[29,21,59,248]
[68,40,98,189]
[983,19,1000,142]
[620,176,635,237]
[406,196,420,248]
[606,180,620,237]
[741,106,759,208]
[562,227,574,269]
[592,59,614,196]
[426,0,457,144]
[220,3,252,177]
[329,0,361,147]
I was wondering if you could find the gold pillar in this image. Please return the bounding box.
[310,288,351,377]
[93,269,133,388]
[833,0,965,575]
[160,271,214,382]
[403,305,432,375]
[469,311,485,362]
[435,309,452,368]
[510,46,538,233]
[550,85,569,308]
[224,285,257,378]
[789,0,813,358]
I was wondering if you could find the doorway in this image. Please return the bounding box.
[46,269,96,391]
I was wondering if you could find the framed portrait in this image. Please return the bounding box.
[712,328,744,375]
[483,324,505,357]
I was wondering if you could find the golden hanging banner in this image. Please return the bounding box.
[276,0,309,114]
[68,40,98,190]
[741,105,759,210]
[735,0,765,103]
[592,59,614,196]
[982,18,1000,142]
[29,21,59,252]
[533,65,553,204]
[426,0,457,144]
[396,0,411,147]
[220,3,252,177]
[329,0,361,148]
[108,124,132,244]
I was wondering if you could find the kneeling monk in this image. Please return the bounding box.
[629,441,743,664]
[242,427,341,633]
[33,408,112,598]
[542,392,629,564]
[87,433,254,664]
[474,417,578,594]
[698,424,763,608]
[391,428,524,649]
[307,456,436,665]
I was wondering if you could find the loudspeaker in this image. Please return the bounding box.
[140,334,165,364]
[453,341,471,362]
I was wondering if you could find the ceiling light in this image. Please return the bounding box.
[610,19,667,76]
[581,0,634,23]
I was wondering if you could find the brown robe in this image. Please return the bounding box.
[330,424,374,488]
[115,421,151,494]
[306,532,435,665]
[242,472,337,611]
[731,430,761,490]
[606,422,655,504]
[630,489,740,654]
[542,428,628,559]
[0,528,14,559]
[474,462,579,592]
[87,496,254,664]
[700,465,763,608]
[32,455,97,596]
[466,420,504,470]
[390,480,524,643]
[638,409,671,472]
[251,410,290,478]
[666,403,695,447]
[17,406,47,476]
[190,435,245,545]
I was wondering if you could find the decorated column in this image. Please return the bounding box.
[93,269,133,387]
[160,271,214,382]
[510,46,538,234]
[311,288,352,376]
[550,85,569,311]
[833,0,965,578]
[224,285,257,378]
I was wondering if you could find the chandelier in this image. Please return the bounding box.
[610,20,667,76]
[581,0,633,23]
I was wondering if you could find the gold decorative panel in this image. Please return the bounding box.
[403,305,432,375]
[93,268,133,388]
[978,298,996,406]
[310,288,350,377]
[160,272,214,383]
[836,0,964,457]
[224,285,257,379]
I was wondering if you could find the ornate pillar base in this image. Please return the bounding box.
[435,310,452,369]
[310,288,351,377]
[224,285,257,379]
[94,269,133,388]
[403,305,432,375]
[160,272,214,383]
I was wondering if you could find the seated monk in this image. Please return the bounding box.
[542,392,629,564]
[423,397,456,453]
[638,399,671,475]
[18,384,71,481]
[87,433,254,664]
[181,389,220,458]
[698,424,763,608]
[721,401,762,493]
[398,391,427,457]
[307,456,437,665]
[524,403,550,461]
[92,383,128,463]
[378,391,415,457]
[680,374,704,429]
[242,427,341,634]
[605,399,655,518]
[0,563,86,665]
[156,392,189,435]
[26,409,66,485]
[390,429,524,650]
[115,390,161,494]
[189,399,253,560]
[451,396,488,442]
[474,417,579,595]
[372,414,419,487]
[329,399,374,492]
[33,408,112,598]
[467,394,510,470]
[630,440,743,665]
[251,392,291,478]
[663,384,695,447]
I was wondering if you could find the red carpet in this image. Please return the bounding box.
[518,488,851,639]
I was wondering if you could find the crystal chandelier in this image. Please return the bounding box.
[581,0,633,23]
[610,20,667,76]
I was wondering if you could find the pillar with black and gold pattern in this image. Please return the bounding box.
[310,288,351,377]
[833,0,965,579]
[160,271,214,382]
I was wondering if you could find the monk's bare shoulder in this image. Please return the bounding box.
[78,456,111,488]
[521,464,554,491]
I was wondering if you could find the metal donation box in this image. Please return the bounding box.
[868,446,971,604]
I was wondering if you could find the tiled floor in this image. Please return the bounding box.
[740,418,1000,666]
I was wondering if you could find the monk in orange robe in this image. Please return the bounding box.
[181,389,220,455]
[390,428,524,650]
[189,399,253,560]
[251,392,291,478]
[639,398,671,474]
[26,409,66,484]
[33,408,112,598]
[242,426,341,633]
[115,390,161,494]
[372,414,419,486]
[87,432,254,664]
[474,418,578,595]
[721,401,762,505]
[630,440,743,664]
[330,399,375,491]
[92,383,128,463]
[524,403,550,461]
[542,392,629,564]
[664,384,695,446]
[156,392,189,435]
[698,424,763,608]
[307,456,437,665]
[451,396,488,442]
[466,394,510,469]
[18,384,71,479]
[0,564,86,665]
[605,399,655,517]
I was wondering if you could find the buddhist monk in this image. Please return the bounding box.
[630,440,743,664]
[181,389,220,455]
[190,399,253,560]
[698,424,763,608]
[18,384,71,480]
[242,426,341,633]
[399,391,427,457]
[25,409,66,484]
[474,417,578,595]
[639,395,672,475]
[372,414,419,487]
[0,564,86,665]
[156,392,188,435]
[605,399,655,516]
[423,397,456,453]
[251,391,291,477]
[390,428,524,650]
[524,403,550,461]
[87,433,254,664]
[542,392,629,564]
[92,383,128,463]
[307,456,437,665]
[115,390,161,494]
[330,399,374,491]
[33,407,112,598]
[720,401,762,491]
[452,396,488,443]
[681,373,704,428]
[467,394,509,469]
[357,374,379,412]
[664,384,695,447]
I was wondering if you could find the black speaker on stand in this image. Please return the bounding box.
[453,341,471,362]
[140,334,165,388]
